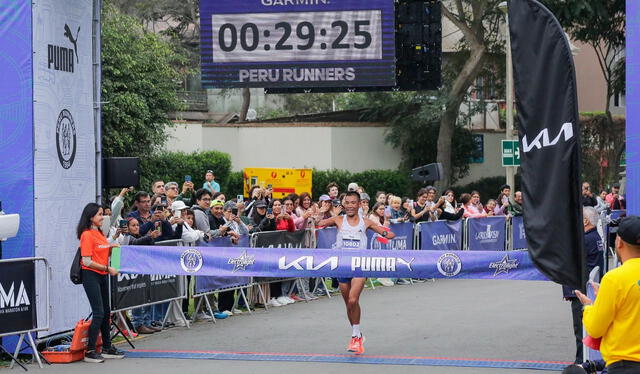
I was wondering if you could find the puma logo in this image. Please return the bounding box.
[63,24,80,64]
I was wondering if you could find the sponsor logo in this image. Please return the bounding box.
[228,250,256,272]
[117,274,140,281]
[0,281,31,309]
[432,233,457,246]
[351,257,414,272]
[48,24,80,73]
[180,249,203,273]
[55,109,77,169]
[261,0,329,6]
[522,122,574,153]
[475,224,500,241]
[279,256,338,271]
[489,254,519,276]
[437,253,462,277]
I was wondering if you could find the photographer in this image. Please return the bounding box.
[575,215,640,374]
[139,203,182,242]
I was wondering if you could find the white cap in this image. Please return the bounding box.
[171,200,189,211]
[348,182,359,192]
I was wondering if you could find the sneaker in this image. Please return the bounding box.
[221,310,233,316]
[290,294,304,302]
[195,312,213,321]
[304,294,318,301]
[396,279,411,285]
[379,278,394,287]
[354,336,365,355]
[412,278,427,283]
[213,312,228,319]
[313,289,327,297]
[172,319,187,327]
[83,350,105,363]
[268,298,283,307]
[102,346,125,359]
[276,296,292,305]
[347,337,358,352]
[284,296,296,304]
[232,308,244,314]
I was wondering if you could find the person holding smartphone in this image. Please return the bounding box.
[76,203,125,362]
[202,170,220,193]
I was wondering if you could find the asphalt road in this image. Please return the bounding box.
[36,279,574,373]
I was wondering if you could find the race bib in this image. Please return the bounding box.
[341,232,361,249]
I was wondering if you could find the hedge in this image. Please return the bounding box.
[451,175,521,203]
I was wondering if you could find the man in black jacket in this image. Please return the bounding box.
[581,182,598,207]
[562,206,605,363]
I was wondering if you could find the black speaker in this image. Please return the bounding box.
[410,163,443,182]
[103,157,140,188]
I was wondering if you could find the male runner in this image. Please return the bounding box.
[318,191,395,355]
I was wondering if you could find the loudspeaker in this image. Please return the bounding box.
[103,157,140,188]
[410,163,443,182]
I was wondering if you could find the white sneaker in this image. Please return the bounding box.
[195,312,213,320]
[232,308,243,314]
[276,296,291,305]
[173,319,187,327]
[379,278,394,287]
[268,298,283,307]
[221,310,233,316]
[284,296,296,304]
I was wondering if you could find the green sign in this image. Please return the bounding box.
[502,140,521,166]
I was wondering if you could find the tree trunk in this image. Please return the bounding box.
[436,46,486,190]
[239,88,251,122]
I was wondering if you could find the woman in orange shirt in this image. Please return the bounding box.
[76,203,125,363]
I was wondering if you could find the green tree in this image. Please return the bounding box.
[101,4,188,158]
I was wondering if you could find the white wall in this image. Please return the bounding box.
[167,123,401,172]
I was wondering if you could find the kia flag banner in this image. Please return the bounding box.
[111,245,547,281]
[508,0,584,289]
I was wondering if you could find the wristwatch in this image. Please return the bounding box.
[381,231,388,237]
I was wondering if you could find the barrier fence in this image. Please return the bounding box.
[0,257,50,370]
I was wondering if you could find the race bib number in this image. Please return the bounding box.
[342,238,361,248]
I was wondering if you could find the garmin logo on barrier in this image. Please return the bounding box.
[279,256,338,271]
[48,24,80,73]
[432,234,456,246]
[522,122,574,153]
[475,225,499,241]
[0,281,31,309]
[261,0,329,6]
[351,257,414,272]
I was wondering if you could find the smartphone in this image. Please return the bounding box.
[267,184,273,190]
[231,208,238,216]
[237,195,244,203]
[332,199,341,207]
[161,196,168,205]
[408,199,414,206]
[173,209,181,219]
[267,208,273,215]
[185,175,192,182]
[119,219,127,228]
[155,221,162,234]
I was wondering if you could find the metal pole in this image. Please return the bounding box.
[500,2,516,196]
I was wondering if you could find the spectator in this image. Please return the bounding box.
[212,192,226,202]
[596,190,609,214]
[401,197,413,218]
[508,191,524,217]
[295,192,316,229]
[108,187,133,232]
[139,203,182,242]
[281,197,303,229]
[151,180,165,196]
[581,182,597,207]
[235,201,252,228]
[164,182,180,207]
[496,184,511,212]
[249,200,275,233]
[327,182,339,199]
[411,188,433,223]
[357,185,365,194]
[316,195,333,223]
[128,192,153,224]
[223,201,249,237]
[368,202,389,227]
[575,215,640,374]
[245,186,266,217]
[274,200,295,232]
[375,191,386,205]
[389,196,408,223]
[178,180,196,206]
[360,193,371,216]
[192,189,215,242]
[562,207,604,364]
[605,183,626,210]
[348,182,359,192]
[172,203,204,245]
[462,192,487,218]
[288,193,300,210]
[209,199,239,240]
[203,170,220,193]
[486,199,505,216]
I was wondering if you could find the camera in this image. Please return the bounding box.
[332,199,341,207]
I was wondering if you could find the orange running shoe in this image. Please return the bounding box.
[347,337,358,352]
[353,336,365,355]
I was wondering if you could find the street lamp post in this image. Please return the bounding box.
[499,2,515,197]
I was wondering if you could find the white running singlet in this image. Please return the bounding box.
[334,214,368,250]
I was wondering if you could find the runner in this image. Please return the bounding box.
[317,191,395,355]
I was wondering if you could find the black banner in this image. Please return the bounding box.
[509,0,584,289]
[0,260,37,334]
[254,230,308,249]
[110,274,180,311]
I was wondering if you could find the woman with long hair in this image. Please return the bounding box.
[368,202,390,227]
[76,203,125,362]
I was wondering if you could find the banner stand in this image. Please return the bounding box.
[1,258,51,370]
[113,311,136,349]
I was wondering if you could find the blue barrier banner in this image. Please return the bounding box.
[468,217,507,251]
[511,216,527,250]
[420,220,462,251]
[116,245,546,281]
[195,236,251,294]
[368,222,414,250]
[316,227,338,249]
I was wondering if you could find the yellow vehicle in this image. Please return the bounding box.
[243,168,313,199]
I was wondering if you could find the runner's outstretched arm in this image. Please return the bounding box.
[363,218,395,239]
[317,216,340,228]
